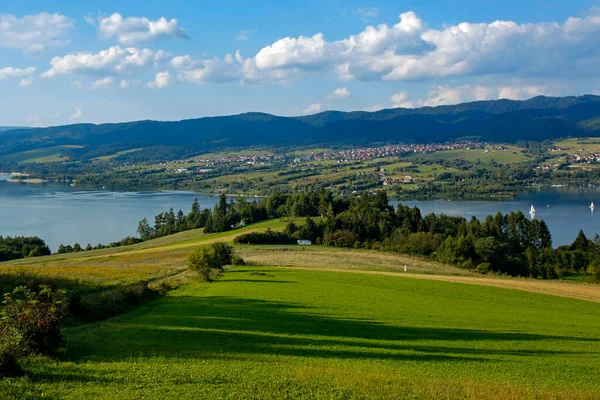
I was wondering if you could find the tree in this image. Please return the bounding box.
[187,248,218,281]
[572,230,589,252]
[137,218,153,240]
[211,242,234,270]
[187,242,235,280]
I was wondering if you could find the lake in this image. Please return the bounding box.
[1,175,599,250]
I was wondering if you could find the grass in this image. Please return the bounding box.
[418,146,528,163]
[3,267,600,399]
[92,148,143,162]
[0,146,83,164]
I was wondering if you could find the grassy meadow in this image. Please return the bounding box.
[2,267,600,399]
[2,220,600,399]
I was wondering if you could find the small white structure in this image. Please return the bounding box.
[298,240,312,245]
[404,265,407,272]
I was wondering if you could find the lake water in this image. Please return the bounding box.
[1,174,599,250]
[0,175,218,251]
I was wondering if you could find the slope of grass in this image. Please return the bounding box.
[4,267,599,399]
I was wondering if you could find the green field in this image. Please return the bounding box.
[3,266,599,399]
[2,217,600,399]
[418,146,528,163]
[0,146,83,164]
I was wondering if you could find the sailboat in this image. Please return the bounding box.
[590,202,595,211]
[529,205,536,215]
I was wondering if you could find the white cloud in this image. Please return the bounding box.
[19,77,34,87]
[422,84,552,106]
[391,91,415,108]
[147,71,171,89]
[327,87,351,99]
[95,13,189,45]
[223,9,600,84]
[70,107,83,120]
[0,67,36,79]
[42,46,156,78]
[91,77,114,89]
[303,103,323,114]
[71,80,84,89]
[0,13,73,54]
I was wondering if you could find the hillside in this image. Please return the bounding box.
[2,95,600,162]
[2,221,600,399]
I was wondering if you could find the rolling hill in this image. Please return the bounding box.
[3,95,600,161]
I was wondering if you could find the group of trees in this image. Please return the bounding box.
[56,236,142,254]
[137,190,338,241]
[0,236,51,262]
[232,190,599,281]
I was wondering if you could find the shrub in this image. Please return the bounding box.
[0,323,23,378]
[234,231,296,245]
[232,255,246,266]
[187,248,218,281]
[323,230,360,248]
[476,262,492,274]
[211,242,234,269]
[1,285,68,357]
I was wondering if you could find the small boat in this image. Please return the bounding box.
[529,205,536,214]
[591,202,595,211]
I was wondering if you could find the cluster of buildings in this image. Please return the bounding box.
[566,153,600,165]
[188,153,286,166]
[311,142,484,163]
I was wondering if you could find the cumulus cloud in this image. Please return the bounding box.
[391,91,415,108]
[200,9,600,84]
[0,67,36,79]
[422,84,549,106]
[91,77,114,89]
[327,87,351,99]
[0,13,73,54]
[19,77,34,87]
[147,71,171,89]
[70,107,83,120]
[41,46,157,78]
[94,13,189,45]
[303,103,323,114]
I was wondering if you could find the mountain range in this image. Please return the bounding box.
[2,95,600,161]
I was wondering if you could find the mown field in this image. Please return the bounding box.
[2,221,600,399]
[2,267,600,399]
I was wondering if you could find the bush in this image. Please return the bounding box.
[234,231,296,245]
[476,262,492,274]
[323,230,360,248]
[187,248,218,281]
[1,285,68,357]
[0,324,23,378]
[232,255,246,266]
[212,242,234,270]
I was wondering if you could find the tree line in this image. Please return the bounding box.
[0,236,51,262]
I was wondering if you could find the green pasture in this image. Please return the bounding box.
[4,267,600,399]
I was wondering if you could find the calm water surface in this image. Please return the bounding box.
[1,175,599,250]
[0,176,218,251]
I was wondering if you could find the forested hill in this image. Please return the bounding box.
[3,95,600,160]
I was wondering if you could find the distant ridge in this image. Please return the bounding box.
[2,95,600,161]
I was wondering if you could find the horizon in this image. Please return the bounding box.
[1,0,600,127]
[3,93,599,129]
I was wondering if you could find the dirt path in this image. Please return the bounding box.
[276,266,600,303]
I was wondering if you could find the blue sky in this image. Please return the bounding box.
[1,0,599,126]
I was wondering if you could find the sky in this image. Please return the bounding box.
[1,0,600,126]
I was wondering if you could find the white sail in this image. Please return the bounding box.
[591,202,595,210]
[529,205,536,214]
